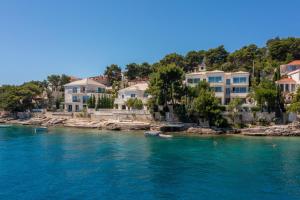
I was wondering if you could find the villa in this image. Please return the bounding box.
[114,82,149,110]
[185,64,250,104]
[64,78,107,112]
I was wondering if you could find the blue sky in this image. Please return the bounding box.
[1,0,300,85]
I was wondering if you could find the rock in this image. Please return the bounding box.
[101,121,150,131]
[241,123,300,136]
[186,127,222,135]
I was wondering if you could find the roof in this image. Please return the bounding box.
[64,78,106,87]
[207,70,224,73]
[288,60,300,65]
[276,77,296,84]
[119,82,148,92]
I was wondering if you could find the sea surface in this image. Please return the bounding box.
[0,126,300,200]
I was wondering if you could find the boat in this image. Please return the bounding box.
[158,133,173,138]
[144,131,160,137]
[0,125,12,128]
[34,127,48,133]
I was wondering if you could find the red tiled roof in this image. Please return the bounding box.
[288,60,300,65]
[276,77,296,84]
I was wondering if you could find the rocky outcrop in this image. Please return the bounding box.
[102,121,150,131]
[241,121,300,136]
[187,127,223,135]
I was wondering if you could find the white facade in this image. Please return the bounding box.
[185,70,250,104]
[114,82,149,110]
[64,78,107,112]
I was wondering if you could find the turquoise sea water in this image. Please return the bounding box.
[0,126,300,200]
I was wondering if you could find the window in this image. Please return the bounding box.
[187,78,200,84]
[226,79,231,85]
[72,96,80,102]
[81,87,86,93]
[131,94,136,98]
[97,88,105,93]
[233,77,247,83]
[72,87,78,93]
[208,76,222,83]
[232,87,247,93]
[292,84,296,92]
[285,84,289,92]
[226,88,230,95]
[211,86,223,92]
[194,78,200,84]
[287,65,296,71]
[82,96,89,103]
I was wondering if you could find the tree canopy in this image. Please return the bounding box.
[104,64,122,86]
[0,82,43,112]
[148,63,184,106]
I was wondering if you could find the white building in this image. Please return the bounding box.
[114,82,149,110]
[185,68,250,105]
[64,78,107,112]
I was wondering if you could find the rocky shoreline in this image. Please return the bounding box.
[2,116,300,136]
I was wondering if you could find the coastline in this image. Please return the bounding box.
[2,116,300,137]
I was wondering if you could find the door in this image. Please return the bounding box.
[68,105,72,112]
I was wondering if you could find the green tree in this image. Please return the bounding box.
[139,62,153,78]
[47,74,61,91]
[96,96,101,110]
[267,37,300,61]
[189,81,227,127]
[185,50,206,72]
[0,82,43,112]
[227,44,264,72]
[124,63,139,80]
[205,45,229,70]
[228,98,243,126]
[148,63,184,107]
[288,87,300,113]
[59,74,71,91]
[104,64,122,86]
[159,53,186,71]
[125,98,143,110]
[252,79,277,112]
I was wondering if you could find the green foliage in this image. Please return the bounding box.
[267,37,300,62]
[104,64,122,86]
[227,44,264,72]
[95,95,114,110]
[188,81,227,127]
[252,79,277,112]
[47,74,71,91]
[87,94,96,108]
[184,50,205,72]
[205,45,229,70]
[227,98,243,126]
[0,82,43,112]
[124,62,153,80]
[288,87,300,113]
[125,98,143,110]
[148,63,184,106]
[159,53,186,71]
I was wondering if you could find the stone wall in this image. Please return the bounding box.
[91,109,152,122]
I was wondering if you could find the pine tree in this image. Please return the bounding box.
[87,95,93,108]
[96,96,101,110]
[92,95,96,108]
